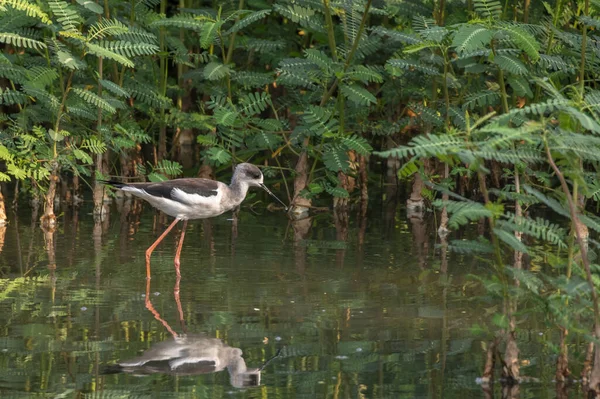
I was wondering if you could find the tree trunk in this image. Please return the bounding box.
[292,216,312,275]
[290,150,311,216]
[61,174,71,206]
[583,341,594,386]
[481,337,499,384]
[334,171,350,209]
[177,128,195,170]
[358,154,368,216]
[40,165,59,228]
[407,159,428,212]
[589,334,600,395]
[93,152,109,220]
[556,327,570,382]
[503,330,519,383]
[409,211,428,269]
[523,0,531,23]
[72,174,82,205]
[0,185,7,226]
[438,163,449,237]
[334,206,348,267]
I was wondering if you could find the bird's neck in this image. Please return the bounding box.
[228,179,249,206]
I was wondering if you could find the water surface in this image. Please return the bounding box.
[0,201,574,398]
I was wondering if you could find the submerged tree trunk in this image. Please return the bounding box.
[556,327,570,382]
[359,154,368,215]
[503,330,519,383]
[93,152,109,220]
[438,163,449,237]
[292,216,312,275]
[334,206,348,268]
[334,171,350,209]
[481,337,499,384]
[291,150,311,216]
[40,165,59,228]
[408,159,429,212]
[72,174,82,205]
[409,211,428,270]
[583,341,594,386]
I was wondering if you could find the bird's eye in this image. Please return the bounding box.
[247,170,261,179]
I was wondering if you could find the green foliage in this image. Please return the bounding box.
[452,25,494,55]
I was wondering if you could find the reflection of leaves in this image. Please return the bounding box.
[0,276,49,302]
[205,311,236,328]
[298,239,347,249]
[64,288,105,305]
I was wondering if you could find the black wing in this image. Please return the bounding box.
[102,178,220,201]
[142,178,220,200]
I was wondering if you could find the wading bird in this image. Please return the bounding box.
[102,163,287,277]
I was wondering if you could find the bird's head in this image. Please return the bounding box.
[234,163,264,187]
[233,163,288,210]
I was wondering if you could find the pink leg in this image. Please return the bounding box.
[174,220,188,278]
[145,218,180,280]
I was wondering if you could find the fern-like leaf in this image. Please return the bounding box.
[87,18,129,41]
[226,9,270,34]
[452,25,494,55]
[1,0,51,24]
[376,134,464,159]
[150,14,207,31]
[205,147,231,166]
[99,79,129,98]
[86,42,134,67]
[435,200,493,230]
[370,26,422,45]
[448,238,494,254]
[341,135,372,156]
[507,76,533,98]
[239,92,271,116]
[48,0,80,33]
[302,105,338,136]
[203,61,230,80]
[323,148,349,172]
[0,32,46,50]
[386,58,439,76]
[473,0,502,18]
[72,87,116,114]
[96,40,158,57]
[340,83,376,106]
[494,54,527,75]
[82,137,107,154]
[200,20,222,49]
[346,65,383,83]
[76,0,103,14]
[500,24,540,62]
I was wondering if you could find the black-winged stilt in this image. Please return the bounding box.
[102,163,287,277]
[108,335,262,387]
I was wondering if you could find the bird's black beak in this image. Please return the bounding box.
[259,183,288,211]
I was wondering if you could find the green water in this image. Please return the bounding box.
[0,202,578,398]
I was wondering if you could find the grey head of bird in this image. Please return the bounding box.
[232,163,264,187]
[232,163,288,210]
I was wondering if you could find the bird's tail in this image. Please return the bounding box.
[98,180,127,189]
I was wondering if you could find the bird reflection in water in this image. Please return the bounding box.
[107,277,279,388]
[113,334,261,388]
